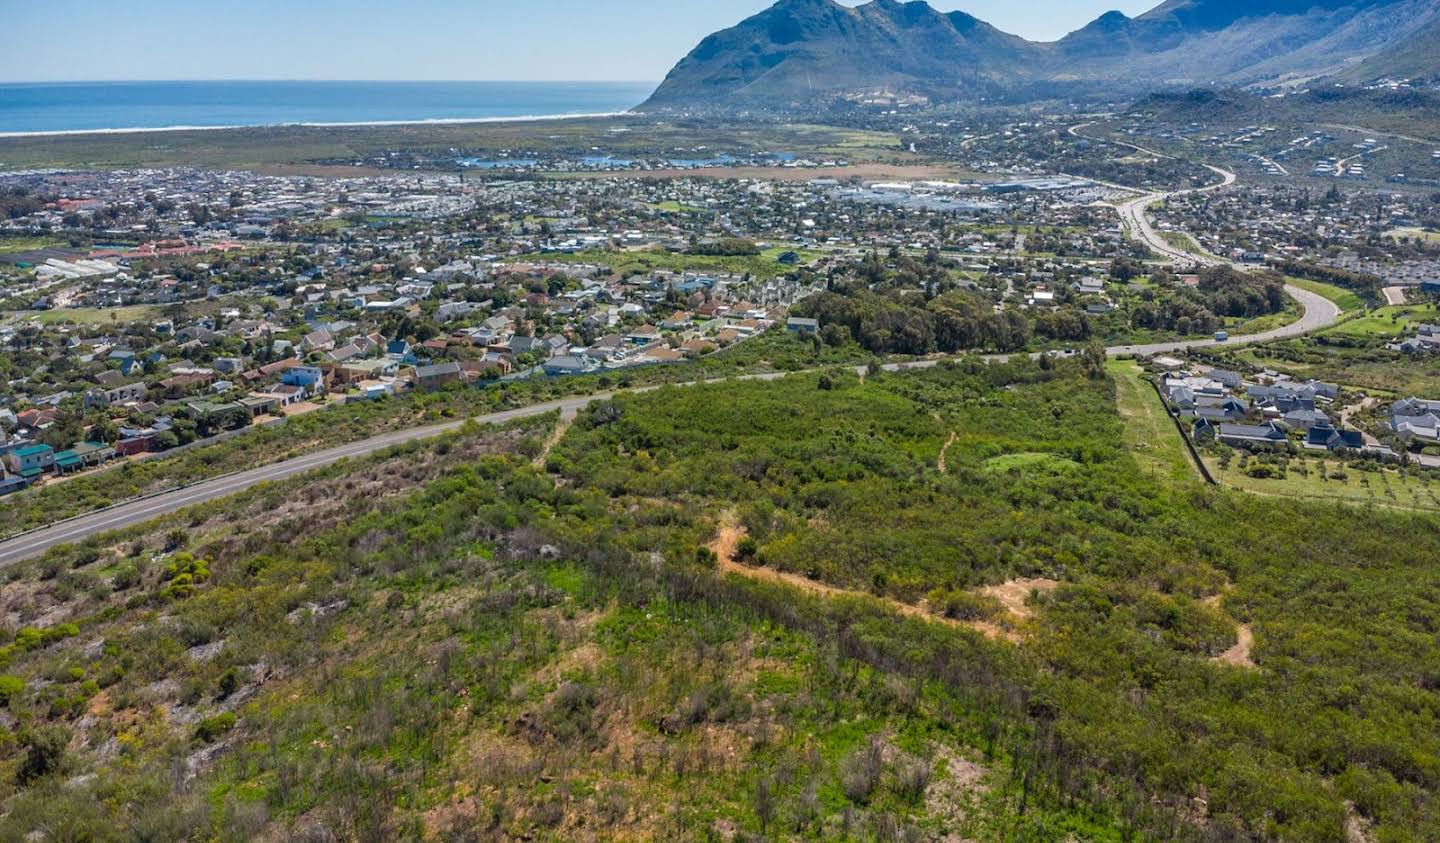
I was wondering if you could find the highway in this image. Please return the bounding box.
[0,134,1344,567]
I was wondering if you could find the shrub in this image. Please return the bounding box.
[894,758,932,804]
[216,667,241,701]
[16,725,69,784]
[164,528,189,551]
[0,675,24,703]
[841,739,884,804]
[159,553,212,600]
[195,712,237,743]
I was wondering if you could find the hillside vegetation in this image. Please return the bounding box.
[0,361,1436,840]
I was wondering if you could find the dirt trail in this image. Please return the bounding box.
[1204,588,1258,669]
[706,512,1052,642]
[1345,801,1376,843]
[533,407,577,469]
[937,431,958,474]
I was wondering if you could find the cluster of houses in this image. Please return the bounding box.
[1388,323,1440,356]
[1388,397,1440,445]
[0,439,118,496]
[1160,365,1399,460]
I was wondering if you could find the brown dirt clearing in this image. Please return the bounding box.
[1214,624,1256,669]
[977,578,1059,621]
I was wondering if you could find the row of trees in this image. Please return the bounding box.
[796,265,1288,355]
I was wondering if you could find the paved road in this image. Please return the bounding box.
[1071,123,1341,353]
[0,396,607,567]
[0,134,1345,566]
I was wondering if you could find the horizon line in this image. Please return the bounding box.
[0,78,661,86]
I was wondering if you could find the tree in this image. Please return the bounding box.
[754,776,775,833]
[1109,257,1143,282]
[16,725,68,784]
[88,417,120,444]
[1080,341,1108,379]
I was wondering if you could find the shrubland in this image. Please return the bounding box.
[0,360,1435,840]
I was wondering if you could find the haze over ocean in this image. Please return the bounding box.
[0,81,657,134]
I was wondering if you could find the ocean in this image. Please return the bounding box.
[0,81,656,135]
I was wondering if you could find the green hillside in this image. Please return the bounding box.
[1,361,1438,839]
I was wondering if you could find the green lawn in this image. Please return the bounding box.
[0,236,66,256]
[1160,230,1205,256]
[1205,452,1440,513]
[1227,296,1302,335]
[1108,359,1201,487]
[648,200,706,213]
[1387,227,1440,244]
[19,305,166,326]
[1322,303,1440,338]
[1285,276,1365,313]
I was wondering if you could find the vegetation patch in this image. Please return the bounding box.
[981,452,1079,475]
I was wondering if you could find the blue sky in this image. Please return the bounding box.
[2,0,1158,82]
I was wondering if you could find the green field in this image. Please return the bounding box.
[1285,276,1366,313]
[1108,359,1200,486]
[1322,303,1440,338]
[1225,295,1302,335]
[1160,230,1205,256]
[12,305,165,326]
[1387,227,1440,244]
[647,200,706,213]
[524,245,823,279]
[0,235,66,256]
[1205,450,1440,513]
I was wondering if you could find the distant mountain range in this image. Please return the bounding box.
[640,0,1440,110]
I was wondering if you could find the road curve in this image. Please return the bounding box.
[1068,123,1341,352]
[0,135,1344,566]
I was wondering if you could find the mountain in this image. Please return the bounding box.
[1055,0,1440,87]
[1333,14,1440,81]
[639,0,1440,111]
[642,0,1039,109]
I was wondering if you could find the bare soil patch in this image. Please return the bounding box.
[1214,624,1257,669]
[977,578,1059,621]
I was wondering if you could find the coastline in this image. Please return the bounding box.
[0,110,637,140]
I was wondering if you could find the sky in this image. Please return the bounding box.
[1,0,1159,83]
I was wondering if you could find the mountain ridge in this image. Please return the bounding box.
[640,0,1439,110]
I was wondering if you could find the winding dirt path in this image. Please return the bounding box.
[937,431,958,474]
[533,407,577,469]
[706,512,1050,642]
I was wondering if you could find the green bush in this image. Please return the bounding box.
[0,675,24,703]
[194,712,237,743]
